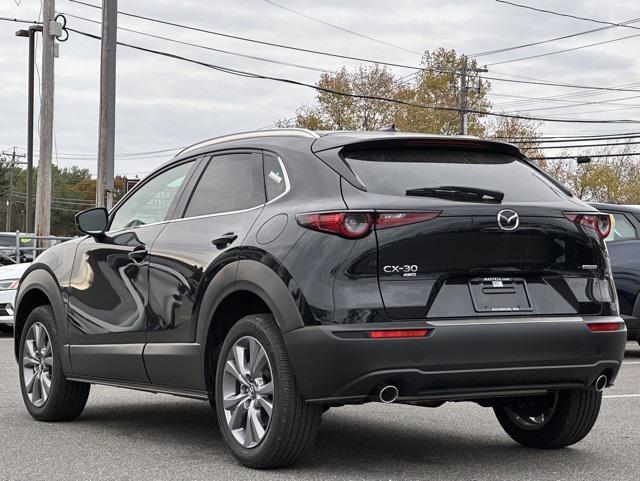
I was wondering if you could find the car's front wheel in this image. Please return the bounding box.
[494,388,602,448]
[18,305,90,421]
[215,314,322,469]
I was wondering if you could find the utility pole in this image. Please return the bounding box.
[1,149,26,232]
[35,0,59,238]
[457,55,488,135]
[5,150,16,232]
[15,25,42,233]
[96,0,118,210]
[458,57,468,136]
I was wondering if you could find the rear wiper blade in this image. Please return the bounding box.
[405,185,505,202]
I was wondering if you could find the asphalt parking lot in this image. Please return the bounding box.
[0,332,638,481]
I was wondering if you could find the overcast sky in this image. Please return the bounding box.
[1,0,640,176]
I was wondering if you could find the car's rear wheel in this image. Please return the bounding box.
[215,314,322,469]
[494,388,601,448]
[18,306,90,421]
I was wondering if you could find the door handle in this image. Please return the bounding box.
[212,232,238,249]
[128,247,149,262]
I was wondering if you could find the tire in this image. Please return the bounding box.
[494,388,602,449]
[214,314,322,469]
[18,305,90,421]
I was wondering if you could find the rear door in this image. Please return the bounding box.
[144,151,266,389]
[67,159,197,382]
[340,145,613,320]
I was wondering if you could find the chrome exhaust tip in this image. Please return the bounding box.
[594,374,608,392]
[378,385,399,403]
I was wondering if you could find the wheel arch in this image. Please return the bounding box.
[14,265,69,370]
[196,259,305,394]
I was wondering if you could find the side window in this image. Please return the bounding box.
[110,161,193,231]
[605,213,637,242]
[184,152,265,217]
[264,154,288,202]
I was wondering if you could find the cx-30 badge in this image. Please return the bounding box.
[497,209,519,231]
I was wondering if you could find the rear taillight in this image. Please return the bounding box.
[296,212,373,239]
[587,321,624,332]
[564,213,612,239]
[376,211,441,229]
[296,211,440,239]
[367,329,431,339]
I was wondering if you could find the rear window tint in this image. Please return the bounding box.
[345,149,567,202]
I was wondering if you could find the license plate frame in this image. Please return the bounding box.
[468,277,534,313]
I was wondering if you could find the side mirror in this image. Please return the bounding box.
[75,208,109,237]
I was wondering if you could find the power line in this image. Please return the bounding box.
[471,17,640,57]
[262,0,422,55]
[506,133,640,143]
[530,152,640,160]
[10,145,182,159]
[67,27,640,125]
[483,76,640,94]
[65,0,640,96]
[66,0,434,73]
[495,1,640,31]
[486,30,640,66]
[0,16,41,24]
[63,12,335,74]
[490,91,640,110]
[534,141,640,150]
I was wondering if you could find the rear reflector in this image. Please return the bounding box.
[587,322,624,332]
[367,329,430,339]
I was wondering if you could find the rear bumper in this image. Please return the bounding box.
[284,316,627,404]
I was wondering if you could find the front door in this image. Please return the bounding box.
[67,159,197,382]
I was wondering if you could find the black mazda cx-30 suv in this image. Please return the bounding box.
[14,130,627,468]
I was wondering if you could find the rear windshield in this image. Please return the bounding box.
[344,149,568,202]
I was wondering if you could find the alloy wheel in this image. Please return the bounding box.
[222,336,274,448]
[22,322,53,407]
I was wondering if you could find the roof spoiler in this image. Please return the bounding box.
[311,134,524,158]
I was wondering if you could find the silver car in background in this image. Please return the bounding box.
[0,263,31,332]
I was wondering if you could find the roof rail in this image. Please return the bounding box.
[176,128,319,157]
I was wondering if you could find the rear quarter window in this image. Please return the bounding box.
[344,149,567,202]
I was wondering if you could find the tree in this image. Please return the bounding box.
[486,115,544,159]
[0,164,130,236]
[290,48,494,135]
[294,65,399,130]
[544,146,640,204]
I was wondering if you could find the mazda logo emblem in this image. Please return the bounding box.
[497,209,519,231]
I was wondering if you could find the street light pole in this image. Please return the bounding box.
[16,25,42,233]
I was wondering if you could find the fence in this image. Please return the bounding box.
[0,231,74,264]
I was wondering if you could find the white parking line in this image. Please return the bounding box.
[622,361,640,365]
[604,394,640,399]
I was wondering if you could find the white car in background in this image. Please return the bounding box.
[0,262,32,332]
